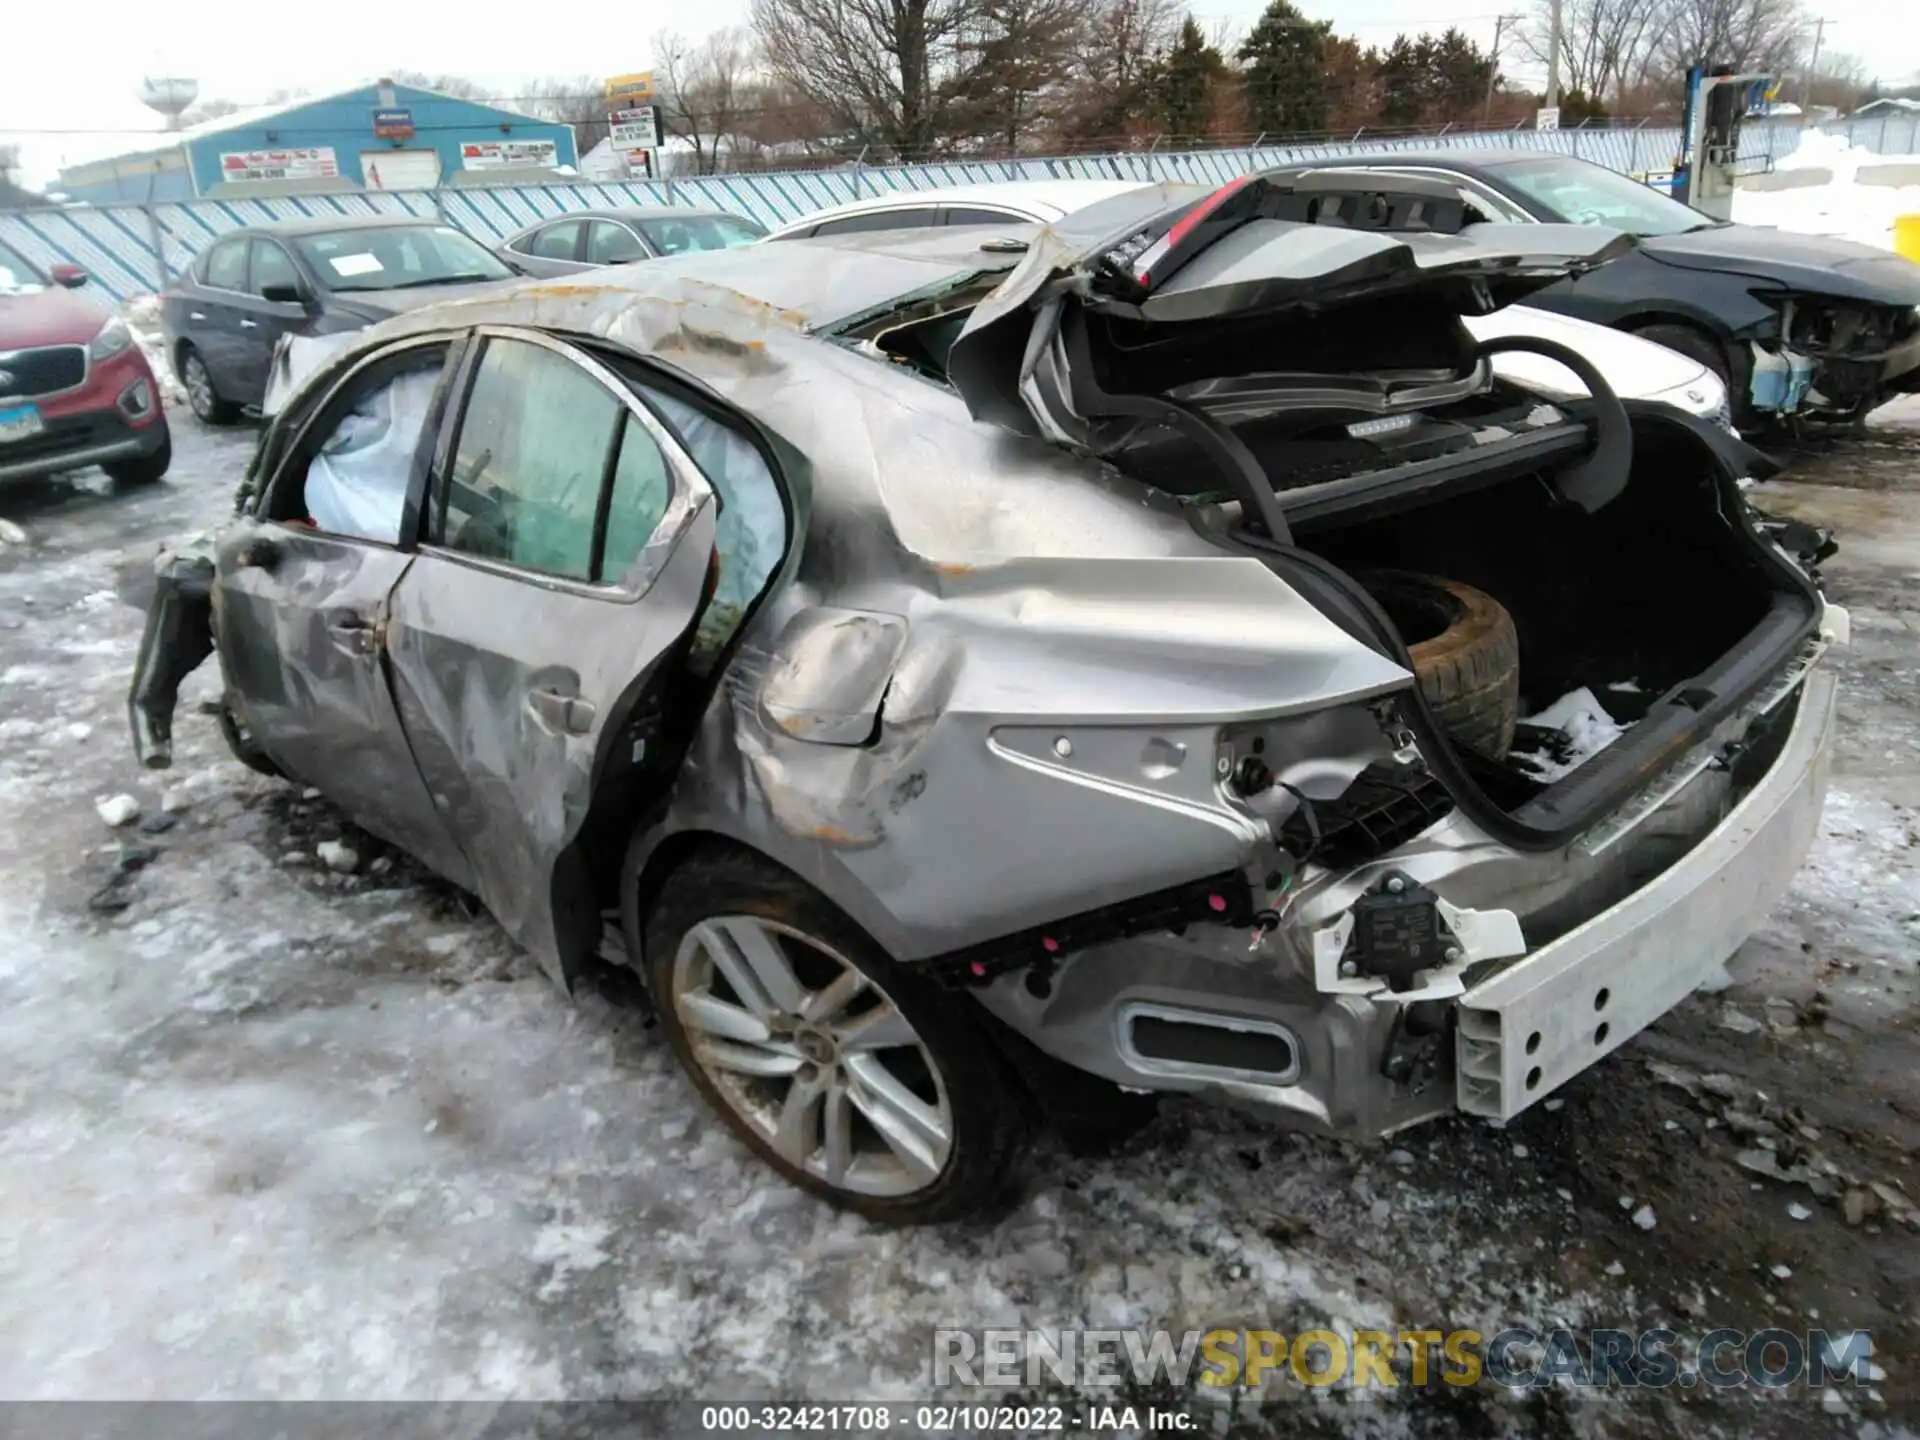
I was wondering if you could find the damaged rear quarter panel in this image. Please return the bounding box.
[265,261,1415,972]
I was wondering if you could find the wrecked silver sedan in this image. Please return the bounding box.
[129,176,1846,1223]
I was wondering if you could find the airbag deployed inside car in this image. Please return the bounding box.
[304,366,439,543]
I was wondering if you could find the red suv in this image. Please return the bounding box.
[1,240,171,487]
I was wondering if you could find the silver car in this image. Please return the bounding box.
[494,206,766,278]
[130,177,1844,1224]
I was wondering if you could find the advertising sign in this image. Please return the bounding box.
[372,108,415,139]
[609,107,661,150]
[460,140,559,171]
[219,147,339,183]
[603,71,656,105]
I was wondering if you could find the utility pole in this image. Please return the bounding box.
[1485,13,1524,121]
[1545,0,1564,108]
[1804,17,1830,106]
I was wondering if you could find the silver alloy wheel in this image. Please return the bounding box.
[671,915,954,1197]
[182,352,216,420]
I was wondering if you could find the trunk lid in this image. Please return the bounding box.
[947,172,1633,439]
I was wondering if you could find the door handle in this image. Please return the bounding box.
[188,311,207,321]
[527,686,596,735]
[239,318,259,329]
[326,616,377,656]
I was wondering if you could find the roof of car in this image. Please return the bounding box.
[765,179,1153,233]
[217,214,461,239]
[502,206,750,236]
[1271,147,1569,174]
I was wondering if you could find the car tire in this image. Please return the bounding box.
[104,426,171,485]
[1358,569,1520,759]
[179,346,239,426]
[643,846,1027,1223]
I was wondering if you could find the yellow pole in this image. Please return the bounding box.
[1896,214,1920,263]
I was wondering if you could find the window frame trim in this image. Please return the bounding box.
[422,325,714,603]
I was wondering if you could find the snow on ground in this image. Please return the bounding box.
[1734,131,1920,252]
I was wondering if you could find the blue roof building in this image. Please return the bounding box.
[57,80,579,203]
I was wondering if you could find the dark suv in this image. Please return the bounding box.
[0,239,170,487]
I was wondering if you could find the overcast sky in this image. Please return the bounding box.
[3,0,1916,185]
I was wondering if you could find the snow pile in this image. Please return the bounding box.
[1774,128,1866,179]
[120,293,187,407]
[1510,685,1629,783]
[1735,137,1920,253]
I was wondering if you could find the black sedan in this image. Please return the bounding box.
[1271,149,1920,424]
[494,206,766,278]
[159,217,520,424]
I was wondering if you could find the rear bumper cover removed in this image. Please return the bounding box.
[1454,663,1837,1120]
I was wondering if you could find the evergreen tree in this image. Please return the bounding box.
[1237,0,1332,135]
[1153,17,1226,142]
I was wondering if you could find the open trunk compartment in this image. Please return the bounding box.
[1251,410,1822,848]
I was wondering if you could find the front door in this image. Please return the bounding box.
[214,339,475,887]
[382,329,717,983]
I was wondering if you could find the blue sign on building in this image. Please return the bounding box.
[372,108,415,139]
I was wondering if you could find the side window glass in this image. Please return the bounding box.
[530,221,582,260]
[441,339,623,579]
[598,413,673,580]
[811,208,940,237]
[297,347,448,544]
[942,206,1023,226]
[249,240,301,296]
[586,220,647,266]
[203,238,248,290]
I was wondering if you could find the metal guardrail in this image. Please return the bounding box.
[3,115,1916,302]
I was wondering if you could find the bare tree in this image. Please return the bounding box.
[1655,0,1806,84]
[1054,0,1183,145]
[389,72,492,100]
[1520,0,1661,103]
[751,0,1000,159]
[655,27,760,173]
[521,74,617,157]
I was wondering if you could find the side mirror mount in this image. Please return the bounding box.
[49,263,89,288]
[260,282,315,308]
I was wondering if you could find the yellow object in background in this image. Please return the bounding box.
[1897,215,1920,263]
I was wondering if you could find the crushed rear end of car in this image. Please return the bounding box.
[928,170,1846,1136]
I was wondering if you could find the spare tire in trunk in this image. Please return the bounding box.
[1357,570,1520,759]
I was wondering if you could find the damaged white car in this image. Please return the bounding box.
[129,175,1846,1223]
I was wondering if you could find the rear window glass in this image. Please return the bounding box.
[201,238,248,290]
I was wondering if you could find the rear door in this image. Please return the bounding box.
[183,235,254,394]
[382,327,717,984]
[214,336,476,886]
[511,219,588,277]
